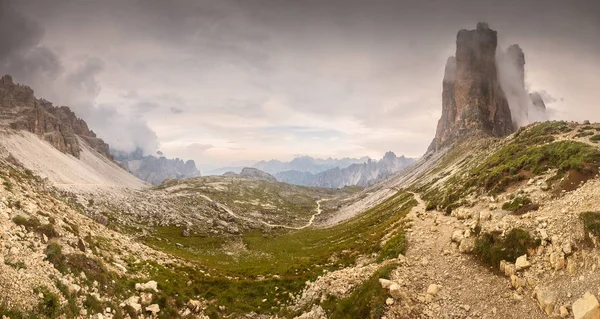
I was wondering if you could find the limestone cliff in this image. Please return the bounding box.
[430,23,514,152]
[112,148,201,185]
[0,75,111,158]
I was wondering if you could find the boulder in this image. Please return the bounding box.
[515,255,531,271]
[451,230,464,243]
[535,287,557,316]
[135,280,159,292]
[573,292,600,319]
[427,284,440,296]
[145,304,160,315]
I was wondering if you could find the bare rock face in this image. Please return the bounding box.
[0,75,111,159]
[430,23,514,151]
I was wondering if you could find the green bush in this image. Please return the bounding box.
[46,242,67,274]
[472,228,539,268]
[580,211,600,238]
[590,135,600,142]
[37,288,60,318]
[83,294,104,313]
[502,196,532,211]
[4,259,27,270]
[12,215,41,229]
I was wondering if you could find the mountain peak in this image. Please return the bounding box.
[430,23,514,152]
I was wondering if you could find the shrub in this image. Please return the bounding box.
[472,228,539,268]
[502,196,532,212]
[4,259,27,270]
[2,181,12,191]
[37,288,60,318]
[12,215,41,230]
[45,242,67,273]
[580,211,600,238]
[83,294,104,313]
[590,135,600,142]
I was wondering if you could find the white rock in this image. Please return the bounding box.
[535,287,557,316]
[145,304,160,315]
[515,255,531,271]
[140,292,153,305]
[122,296,142,314]
[573,292,600,319]
[426,284,440,296]
[135,280,158,292]
[379,278,393,289]
[389,283,404,300]
[385,297,394,306]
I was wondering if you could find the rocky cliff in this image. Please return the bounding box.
[0,75,111,158]
[276,152,415,188]
[430,23,514,151]
[113,149,201,185]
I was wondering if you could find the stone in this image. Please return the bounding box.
[122,296,142,314]
[386,297,394,306]
[140,292,153,305]
[77,238,86,252]
[515,255,531,271]
[451,230,464,243]
[389,283,405,300]
[459,237,475,253]
[145,304,160,315]
[187,299,203,312]
[563,241,573,256]
[135,280,158,292]
[573,292,600,319]
[427,284,440,296]
[560,305,569,318]
[535,287,557,316]
[379,279,393,289]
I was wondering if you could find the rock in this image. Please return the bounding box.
[187,299,203,312]
[560,305,569,318]
[389,283,405,300]
[140,292,153,305]
[510,275,526,289]
[429,22,514,152]
[42,233,48,243]
[145,304,160,315]
[135,280,159,292]
[122,296,142,314]
[573,292,600,319]
[563,241,573,256]
[426,284,440,296]
[451,230,464,243]
[386,297,394,306]
[535,287,557,316]
[480,211,492,220]
[294,305,327,319]
[379,279,393,289]
[515,255,531,271]
[77,238,86,252]
[459,237,475,253]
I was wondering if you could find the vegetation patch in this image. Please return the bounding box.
[501,195,539,214]
[472,228,539,269]
[580,211,600,239]
[322,263,397,318]
[377,232,407,262]
[13,215,59,239]
[590,134,600,142]
[4,259,27,270]
[141,191,416,317]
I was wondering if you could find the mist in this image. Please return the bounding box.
[496,44,550,128]
[0,0,159,155]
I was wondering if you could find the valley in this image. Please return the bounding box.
[0,17,599,319]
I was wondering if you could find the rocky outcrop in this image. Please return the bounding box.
[0,75,111,158]
[238,167,277,182]
[113,149,201,185]
[430,23,514,152]
[276,152,415,188]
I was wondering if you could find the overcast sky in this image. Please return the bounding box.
[1,0,599,171]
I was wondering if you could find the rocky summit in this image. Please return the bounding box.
[430,22,514,151]
[0,75,111,159]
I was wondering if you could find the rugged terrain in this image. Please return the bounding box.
[113,149,201,186]
[2,22,600,319]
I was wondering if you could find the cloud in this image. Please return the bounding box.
[0,0,160,155]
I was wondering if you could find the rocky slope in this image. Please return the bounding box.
[0,75,111,159]
[253,156,370,175]
[276,152,415,188]
[113,149,201,185]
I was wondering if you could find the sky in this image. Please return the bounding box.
[1,0,599,171]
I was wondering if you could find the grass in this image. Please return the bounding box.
[472,228,539,269]
[377,232,407,262]
[13,215,59,239]
[138,191,415,317]
[591,135,600,142]
[322,263,397,318]
[424,122,600,210]
[580,211,600,239]
[4,259,27,270]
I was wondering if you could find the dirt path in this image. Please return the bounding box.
[199,194,323,230]
[384,192,546,318]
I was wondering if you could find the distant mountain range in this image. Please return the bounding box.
[205,156,370,176]
[275,152,415,188]
[112,148,201,185]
